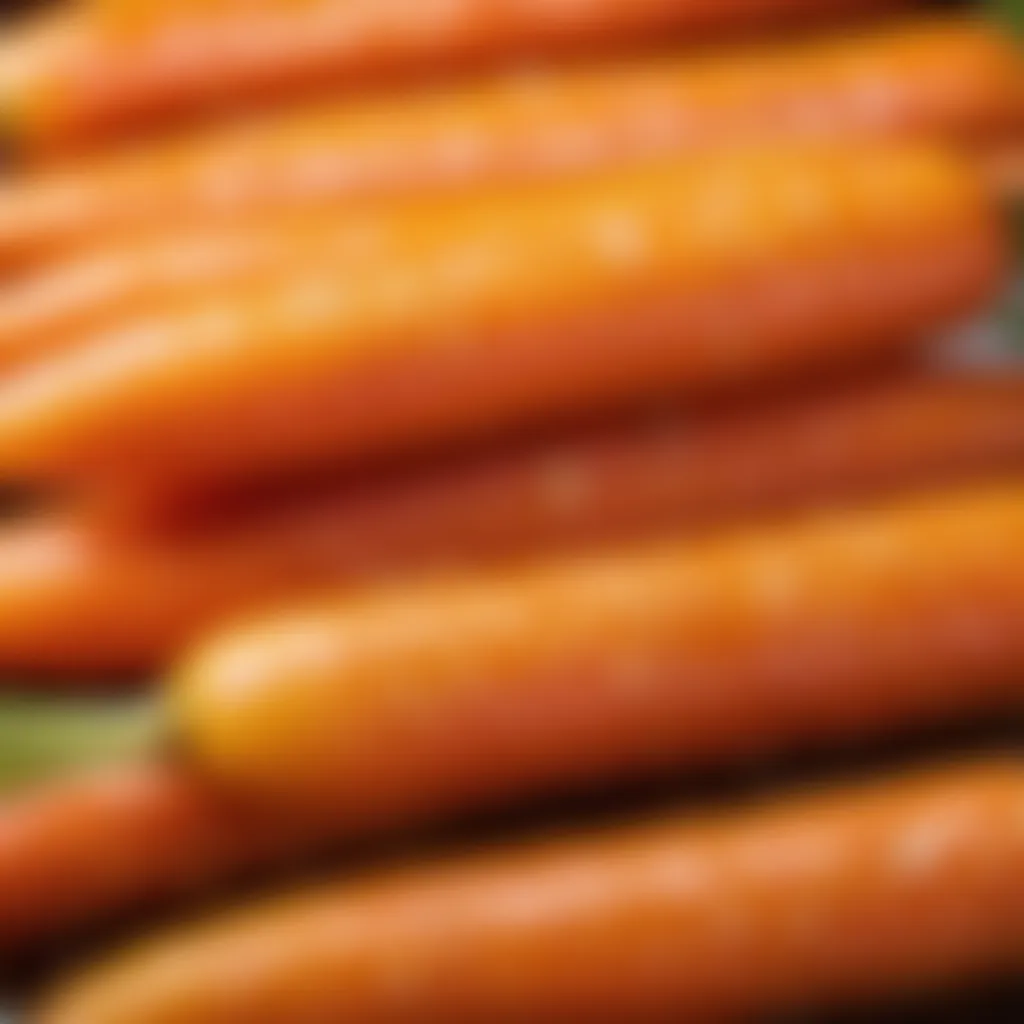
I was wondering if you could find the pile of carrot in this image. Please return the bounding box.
[0,0,1020,1020]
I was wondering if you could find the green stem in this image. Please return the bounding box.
[1000,206,1024,349]
[988,0,1024,37]
[0,695,166,792]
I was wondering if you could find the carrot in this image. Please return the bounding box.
[0,758,326,958]
[168,484,1024,820]
[0,144,1004,494]
[0,16,1017,268]
[5,485,1024,956]
[0,211,398,369]
[1,368,1023,676]
[37,759,1024,1023]
[9,364,1024,675]
[0,0,905,156]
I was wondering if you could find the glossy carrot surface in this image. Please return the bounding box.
[38,759,1024,1023]
[172,485,1024,820]
[0,144,1004,494]
[1,369,1023,676]
[1,0,903,155]
[0,17,1016,269]
[0,211,398,369]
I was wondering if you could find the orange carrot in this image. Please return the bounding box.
[0,16,1016,268]
[170,485,1024,821]
[0,144,1004,495]
[0,211,398,368]
[5,485,1024,957]
[37,759,1024,1023]
[0,760,327,958]
[1,0,905,156]
[0,369,1022,676]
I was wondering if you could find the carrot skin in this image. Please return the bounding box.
[0,211,402,371]
[1,0,905,155]
[37,759,1024,1023]
[172,485,1024,822]
[1,369,1023,676]
[0,762,323,959]
[0,144,1004,493]
[0,17,1017,268]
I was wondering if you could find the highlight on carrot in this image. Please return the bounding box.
[0,367,1023,676]
[166,484,1024,820]
[0,210,408,369]
[0,0,906,156]
[0,143,1005,495]
[0,15,1018,268]
[36,758,1024,1024]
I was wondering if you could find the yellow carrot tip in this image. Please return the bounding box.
[0,694,165,792]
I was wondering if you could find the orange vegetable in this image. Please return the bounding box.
[172,485,1024,821]
[0,211,397,369]
[38,759,1024,1023]
[6,485,1024,956]
[0,144,1004,495]
[0,369,1023,676]
[1,0,904,156]
[0,761,323,958]
[0,16,1017,269]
